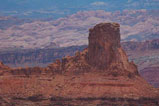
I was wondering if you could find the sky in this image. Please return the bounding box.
[0,0,159,18]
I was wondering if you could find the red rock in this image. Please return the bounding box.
[0,23,158,105]
[87,23,120,69]
[87,23,138,77]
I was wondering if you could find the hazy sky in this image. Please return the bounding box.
[0,0,159,18]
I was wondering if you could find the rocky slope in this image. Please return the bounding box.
[0,23,158,106]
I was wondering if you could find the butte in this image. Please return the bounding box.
[0,23,159,106]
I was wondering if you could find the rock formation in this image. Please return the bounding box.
[88,23,121,69]
[87,23,138,77]
[46,23,138,77]
[0,23,158,105]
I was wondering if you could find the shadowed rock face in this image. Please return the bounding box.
[88,23,120,69]
[86,23,138,77]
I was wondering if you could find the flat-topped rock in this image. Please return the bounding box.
[88,23,120,69]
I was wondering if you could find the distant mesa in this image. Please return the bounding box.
[122,39,159,51]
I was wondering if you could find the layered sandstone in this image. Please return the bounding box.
[0,23,158,105]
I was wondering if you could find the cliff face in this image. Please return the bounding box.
[88,23,120,69]
[87,23,138,77]
[0,23,158,106]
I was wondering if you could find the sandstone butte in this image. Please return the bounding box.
[0,23,159,106]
